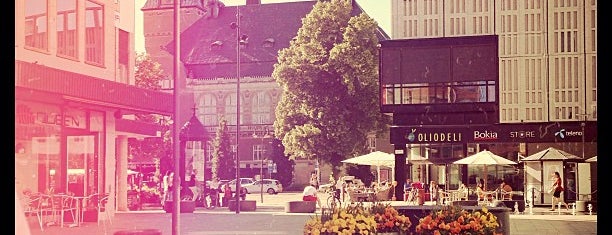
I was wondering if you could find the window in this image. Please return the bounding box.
[200,94,218,126]
[225,93,239,125]
[251,92,270,124]
[382,81,495,105]
[25,0,48,51]
[57,0,77,58]
[205,142,214,162]
[367,135,376,152]
[85,0,104,65]
[252,144,265,161]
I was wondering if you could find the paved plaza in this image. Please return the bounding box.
[23,192,597,235]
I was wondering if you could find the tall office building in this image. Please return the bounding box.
[383,0,597,204]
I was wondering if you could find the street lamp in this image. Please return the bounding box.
[576,113,588,159]
[253,130,270,203]
[230,6,248,214]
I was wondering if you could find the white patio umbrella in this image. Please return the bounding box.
[452,150,517,190]
[585,155,597,162]
[521,147,581,161]
[342,151,395,185]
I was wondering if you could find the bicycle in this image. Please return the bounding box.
[326,188,342,208]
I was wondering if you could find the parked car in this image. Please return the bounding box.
[226,178,256,193]
[245,179,283,194]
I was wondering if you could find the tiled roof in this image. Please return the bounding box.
[141,0,205,11]
[164,1,389,79]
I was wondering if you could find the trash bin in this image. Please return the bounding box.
[575,200,586,212]
[114,229,161,235]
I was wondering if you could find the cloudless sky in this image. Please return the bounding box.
[134,0,391,53]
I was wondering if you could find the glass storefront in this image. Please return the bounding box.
[15,100,103,198]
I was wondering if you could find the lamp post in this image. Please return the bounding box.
[253,131,270,203]
[230,6,248,214]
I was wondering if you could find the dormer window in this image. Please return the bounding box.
[263,38,275,48]
[210,40,223,49]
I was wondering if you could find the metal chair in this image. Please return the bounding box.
[22,193,45,230]
[98,194,112,226]
[47,194,77,227]
[81,193,99,223]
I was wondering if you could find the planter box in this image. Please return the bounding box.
[163,200,196,213]
[228,200,256,211]
[285,201,316,213]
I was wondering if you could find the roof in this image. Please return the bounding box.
[15,60,173,115]
[179,112,208,140]
[141,0,205,11]
[162,0,389,79]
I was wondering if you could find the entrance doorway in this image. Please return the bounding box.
[66,134,98,197]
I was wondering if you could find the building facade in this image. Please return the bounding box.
[142,0,391,187]
[15,0,173,221]
[385,0,597,203]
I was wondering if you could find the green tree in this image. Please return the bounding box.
[268,138,294,188]
[135,52,164,90]
[272,0,389,175]
[211,117,235,180]
[133,52,172,176]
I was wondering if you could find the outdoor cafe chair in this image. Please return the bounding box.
[81,193,99,223]
[47,194,77,227]
[22,193,45,230]
[98,194,112,226]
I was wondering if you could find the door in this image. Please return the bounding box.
[66,134,98,197]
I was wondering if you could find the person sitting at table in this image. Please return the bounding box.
[500,180,513,200]
[403,178,412,201]
[457,183,469,200]
[302,183,321,208]
[476,179,486,201]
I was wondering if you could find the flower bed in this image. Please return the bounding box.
[303,202,411,235]
[414,206,502,235]
[303,204,506,235]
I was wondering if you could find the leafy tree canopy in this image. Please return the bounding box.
[272,0,390,170]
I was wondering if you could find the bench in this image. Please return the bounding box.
[228,200,257,211]
[163,200,196,213]
[285,201,316,213]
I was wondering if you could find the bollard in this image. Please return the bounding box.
[557,202,561,215]
[514,202,519,215]
[114,229,162,235]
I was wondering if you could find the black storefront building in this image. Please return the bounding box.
[379,36,598,204]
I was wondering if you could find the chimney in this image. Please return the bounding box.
[246,0,261,5]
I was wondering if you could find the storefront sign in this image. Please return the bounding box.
[16,102,86,129]
[473,130,498,141]
[391,122,596,144]
[404,128,463,143]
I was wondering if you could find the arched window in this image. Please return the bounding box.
[199,94,217,126]
[225,92,242,125]
[251,92,271,124]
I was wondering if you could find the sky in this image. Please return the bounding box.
[134,0,391,53]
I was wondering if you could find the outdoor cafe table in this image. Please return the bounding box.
[72,195,88,227]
